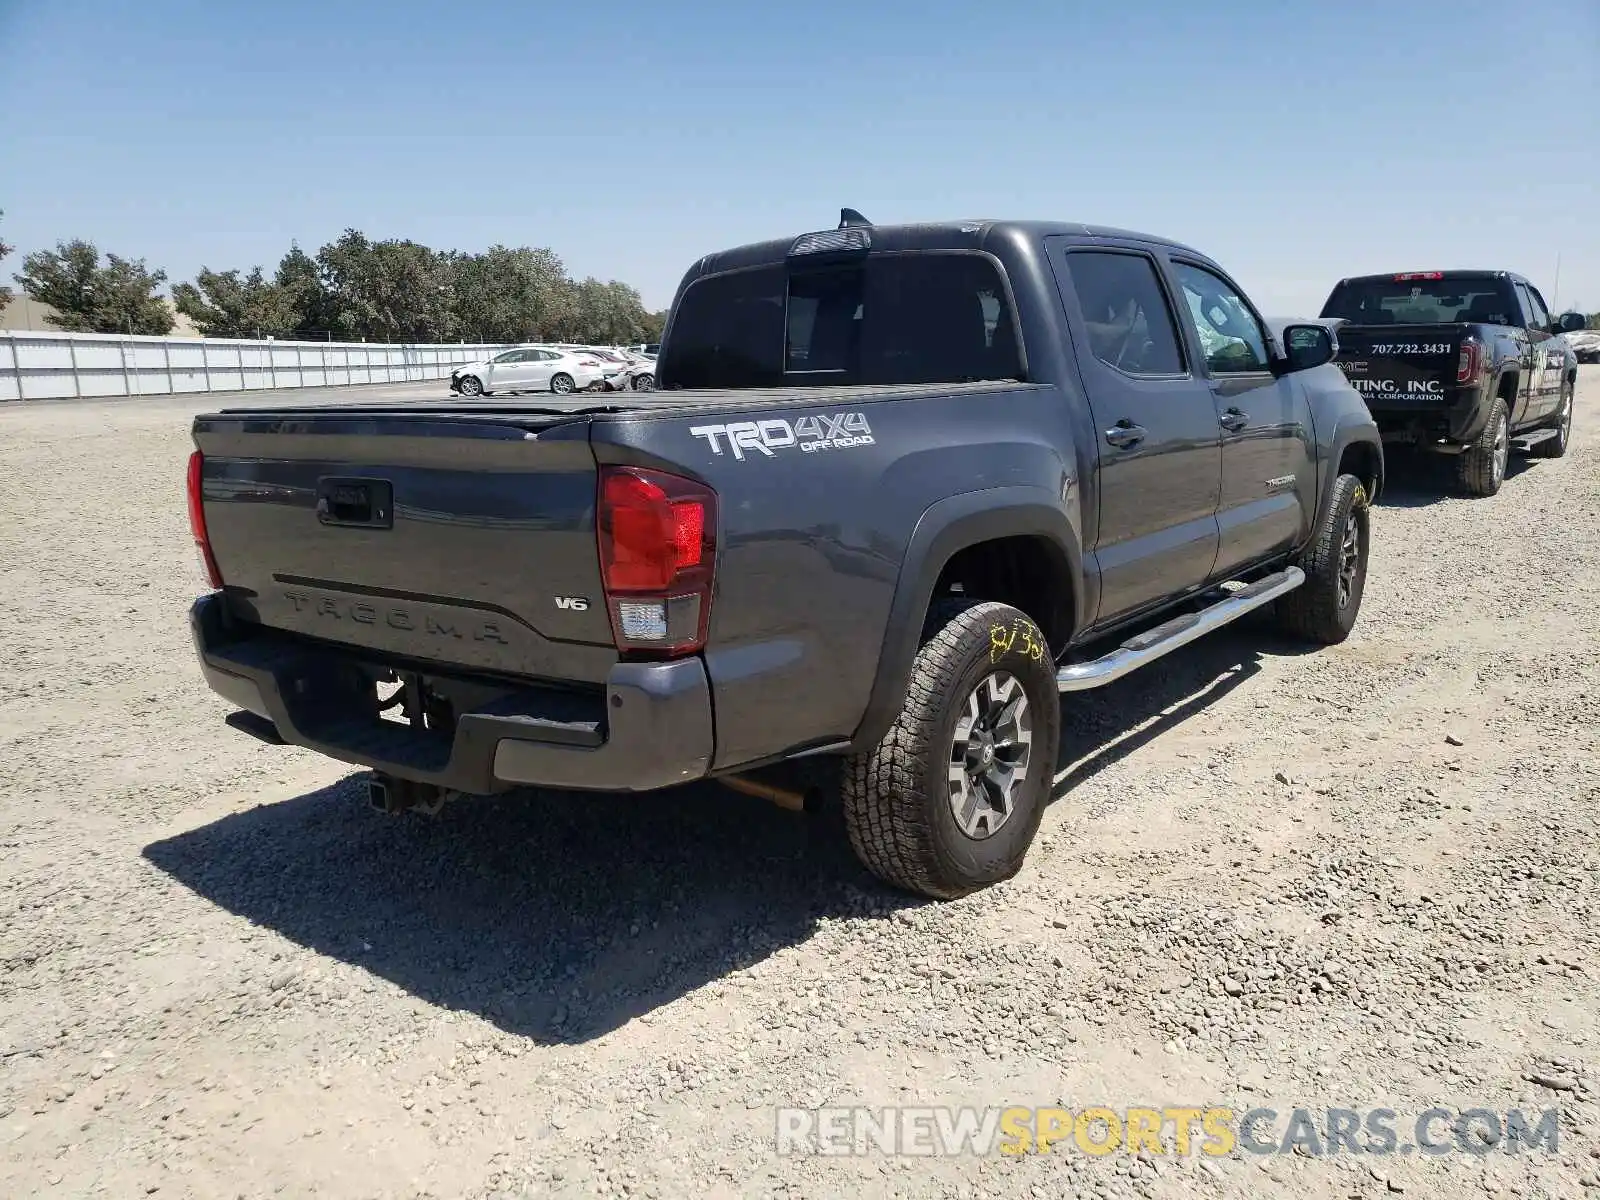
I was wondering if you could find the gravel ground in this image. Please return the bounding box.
[2,372,1598,1200]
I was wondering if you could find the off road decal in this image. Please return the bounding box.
[689,413,875,460]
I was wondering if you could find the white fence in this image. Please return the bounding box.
[0,330,514,402]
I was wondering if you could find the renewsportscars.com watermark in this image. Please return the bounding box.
[775,1105,1562,1159]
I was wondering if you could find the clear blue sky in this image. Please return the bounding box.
[2,0,1597,316]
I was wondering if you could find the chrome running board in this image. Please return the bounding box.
[1056,567,1305,693]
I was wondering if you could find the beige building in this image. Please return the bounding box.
[0,294,202,337]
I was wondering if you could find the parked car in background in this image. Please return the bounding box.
[610,353,656,391]
[1568,329,1600,364]
[578,347,633,390]
[1319,270,1583,496]
[623,361,655,390]
[449,347,605,397]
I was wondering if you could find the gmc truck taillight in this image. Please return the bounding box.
[1457,339,1483,384]
[596,466,717,656]
[186,450,223,589]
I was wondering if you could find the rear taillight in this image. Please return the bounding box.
[186,450,223,589]
[1457,339,1483,383]
[1394,271,1444,281]
[597,466,716,655]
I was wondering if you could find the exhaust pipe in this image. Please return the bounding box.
[718,774,809,812]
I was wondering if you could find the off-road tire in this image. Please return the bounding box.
[1529,381,1573,459]
[1456,396,1509,496]
[841,599,1061,899]
[1275,472,1369,645]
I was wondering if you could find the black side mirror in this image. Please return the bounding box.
[1557,311,1588,334]
[1279,323,1337,373]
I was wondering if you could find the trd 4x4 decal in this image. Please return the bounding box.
[689,413,875,460]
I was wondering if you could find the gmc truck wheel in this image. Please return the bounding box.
[1457,396,1510,497]
[1529,383,1573,460]
[1275,472,1370,646]
[841,599,1061,900]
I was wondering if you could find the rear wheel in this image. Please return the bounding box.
[550,372,574,395]
[456,374,484,397]
[1456,396,1509,497]
[841,600,1061,899]
[1529,381,1573,459]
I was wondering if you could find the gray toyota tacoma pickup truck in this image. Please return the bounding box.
[186,212,1383,899]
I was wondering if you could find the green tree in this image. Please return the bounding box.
[273,243,337,340]
[173,265,298,338]
[550,277,655,344]
[0,210,13,306]
[448,244,569,343]
[14,239,174,334]
[317,229,457,342]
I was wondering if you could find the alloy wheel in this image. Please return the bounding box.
[947,671,1033,840]
[1337,509,1362,609]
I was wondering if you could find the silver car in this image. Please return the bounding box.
[449,347,605,397]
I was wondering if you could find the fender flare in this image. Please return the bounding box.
[848,486,1084,754]
[1489,365,1521,425]
[1322,424,1385,513]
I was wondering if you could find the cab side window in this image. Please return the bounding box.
[1522,284,1551,331]
[1173,262,1269,375]
[1061,250,1186,376]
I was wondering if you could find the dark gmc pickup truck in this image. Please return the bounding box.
[186,212,1383,899]
[1319,270,1584,497]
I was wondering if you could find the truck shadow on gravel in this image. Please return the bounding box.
[143,631,1301,1044]
[1373,449,1538,508]
[1051,626,1307,796]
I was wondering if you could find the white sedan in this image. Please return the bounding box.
[577,347,637,390]
[448,348,605,397]
[586,347,657,391]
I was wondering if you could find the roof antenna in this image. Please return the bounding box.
[838,208,871,229]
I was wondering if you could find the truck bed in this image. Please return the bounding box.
[192,378,1041,686]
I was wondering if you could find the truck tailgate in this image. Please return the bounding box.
[192,408,619,684]
[1332,324,1465,403]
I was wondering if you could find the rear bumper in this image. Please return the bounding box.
[1365,381,1490,445]
[190,593,713,794]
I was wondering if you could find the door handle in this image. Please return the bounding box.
[1219,407,1249,432]
[1104,421,1146,449]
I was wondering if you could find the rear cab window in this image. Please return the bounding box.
[658,252,1024,389]
[1320,275,1517,326]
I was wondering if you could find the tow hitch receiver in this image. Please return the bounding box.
[368,772,452,817]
